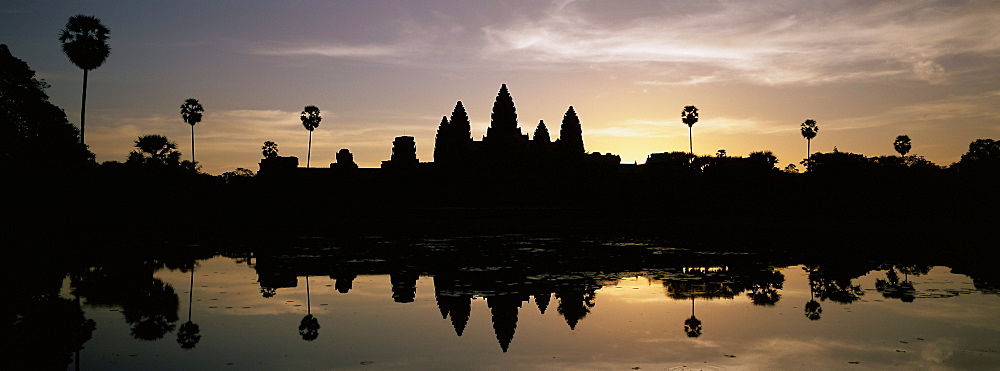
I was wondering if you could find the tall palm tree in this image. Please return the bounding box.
[681,105,699,155]
[300,106,322,168]
[800,119,819,171]
[59,15,111,145]
[180,99,204,164]
[894,135,911,157]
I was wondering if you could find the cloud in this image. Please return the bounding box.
[588,116,790,139]
[480,0,1000,85]
[252,44,400,59]
[827,90,1000,131]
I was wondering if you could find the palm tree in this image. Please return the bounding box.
[262,141,278,159]
[177,265,201,349]
[800,119,819,170]
[681,105,699,155]
[59,15,111,145]
[894,135,911,157]
[180,99,204,164]
[298,275,320,341]
[804,265,823,320]
[300,106,322,168]
[683,297,702,337]
[128,134,181,167]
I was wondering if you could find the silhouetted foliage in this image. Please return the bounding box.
[681,105,699,154]
[804,299,822,321]
[894,135,911,157]
[801,119,818,170]
[807,148,868,175]
[262,140,279,159]
[299,314,320,341]
[9,295,95,370]
[122,278,180,340]
[748,151,779,171]
[746,269,785,306]
[221,167,254,184]
[875,267,916,303]
[300,105,321,168]
[684,315,702,338]
[176,321,201,349]
[1,44,94,168]
[180,98,204,163]
[125,134,195,172]
[952,138,1000,173]
[59,15,110,145]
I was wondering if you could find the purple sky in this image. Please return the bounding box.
[3,0,998,174]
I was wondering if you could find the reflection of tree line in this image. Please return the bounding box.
[251,236,983,352]
[12,236,999,366]
[253,238,797,351]
[7,245,212,369]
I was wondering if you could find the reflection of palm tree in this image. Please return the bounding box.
[299,314,320,341]
[804,300,822,321]
[876,266,917,303]
[299,275,320,340]
[260,287,277,298]
[59,15,110,145]
[804,266,822,321]
[683,297,702,338]
[300,106,322,168]
[177,265,201,349]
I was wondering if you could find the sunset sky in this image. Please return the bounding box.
[3,0,998,174]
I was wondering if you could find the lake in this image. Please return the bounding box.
[14,234,1000,370]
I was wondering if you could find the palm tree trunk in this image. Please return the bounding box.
[807,138,811,172]
[188,267,195,321]
[306,275,311,315]
[191,125,196,164]
[689,126,693,154]
[80,69,88,144]
[307,131,313,168]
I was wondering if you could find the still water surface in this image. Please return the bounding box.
[60,237,1000,370]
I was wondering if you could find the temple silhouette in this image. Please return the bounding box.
[259,84,620,176]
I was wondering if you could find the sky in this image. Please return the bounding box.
[2,0,999,175]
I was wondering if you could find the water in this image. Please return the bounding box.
[27,236,1000,369]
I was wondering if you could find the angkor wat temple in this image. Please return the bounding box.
[259,84,621,175]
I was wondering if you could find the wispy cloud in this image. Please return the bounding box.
[588,116,789,139]
[481,0,1000,85]
[252,44,401,59]
[827,90,1000,131]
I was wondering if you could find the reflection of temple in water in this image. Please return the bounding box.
[248,236,797,352]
